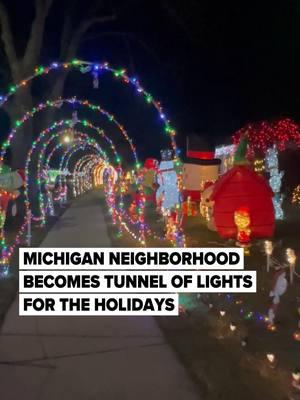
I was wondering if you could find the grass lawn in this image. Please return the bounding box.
[105,195,300,400]
[1,191,300,399]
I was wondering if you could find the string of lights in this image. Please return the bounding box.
[0,60,183,270]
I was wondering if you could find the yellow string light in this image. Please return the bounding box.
[292,185,300,204]
[254,159,265,174]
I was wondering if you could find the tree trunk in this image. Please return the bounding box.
[7,89,34,169]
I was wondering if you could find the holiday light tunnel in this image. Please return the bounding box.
[0,60,185,272]
[2,60,300,273]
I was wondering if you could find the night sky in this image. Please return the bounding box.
[1,0,300,159]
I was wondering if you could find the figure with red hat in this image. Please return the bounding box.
[183,135,221,204]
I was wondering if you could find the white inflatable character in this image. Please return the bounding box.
[156,159,179,213]
[268,270,288,324]
[266,145,284,220]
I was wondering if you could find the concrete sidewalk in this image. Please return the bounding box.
[0,191,200,400]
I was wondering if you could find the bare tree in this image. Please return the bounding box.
[0,0,116,168]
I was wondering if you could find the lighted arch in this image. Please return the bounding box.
[1,98,139,167]
[0,60,178,158]
[0,59,184,268]
[36,130,109,215]
[38,137,105,223]
[73,154,105,196]
[25,122,114,223]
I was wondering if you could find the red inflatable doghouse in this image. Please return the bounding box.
[210,163,275,239]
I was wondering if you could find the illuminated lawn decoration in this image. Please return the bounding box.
[266,145,284,220]
[232,118,300,154]
[232,120,300,220]
[155,150,185,246]
[0,60,183,267]
[211,138,275,241]
[292,185,300,205]
[215,144,235,174]
[286,248,297,285]
[254,159,265,174]
[156,150,180,212]
[264,240,273,272]
[234,207,251,249]
[268,269,288,325]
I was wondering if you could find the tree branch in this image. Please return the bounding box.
[161,0,197,44]
[65,14,116,59]
[60,12,72,59]
[22,0,54,74]
[49,9,116,103]
[0,1,19,79]
[83,31,162,65]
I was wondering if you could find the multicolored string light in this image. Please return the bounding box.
[25,122,110,218]
[2,102,146,244]
[35,130,109,223]
[44,137,104,208]
[0,60,179,159]
[23,121,145,253]
[0,59,183,267]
